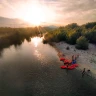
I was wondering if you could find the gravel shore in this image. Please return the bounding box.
[54,42,96,78]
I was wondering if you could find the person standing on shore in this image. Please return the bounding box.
[72,55,76,64]
[87,69,91,76]
[75,54,79,60]
[72,55,74,61]
[82,68,86,77]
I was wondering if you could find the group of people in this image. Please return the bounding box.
[64,54,79,68]
[72,54,79,64]
[66,54,79,65]
[72,55,91,78]
[82,68,91,77]
[60,52,91,77]
[71,55,91,78]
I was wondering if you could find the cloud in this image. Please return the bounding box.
[0,4,3,8]
[0,0,96,25]
[0,0,16,11]
[46,0,96,25]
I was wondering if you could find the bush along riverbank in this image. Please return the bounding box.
[43,22,96,50]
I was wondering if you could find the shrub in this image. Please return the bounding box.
[75,36,89,50]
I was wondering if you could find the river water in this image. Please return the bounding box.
[0,37,96,96]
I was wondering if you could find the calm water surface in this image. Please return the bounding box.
[0,37,96,96]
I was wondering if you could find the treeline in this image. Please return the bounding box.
[0,27,45,50]
[43,22,96,50]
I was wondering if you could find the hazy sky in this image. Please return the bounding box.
[0,0,96,25]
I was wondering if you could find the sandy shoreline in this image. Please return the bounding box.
[54,42,96,78]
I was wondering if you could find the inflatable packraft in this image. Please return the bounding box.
[64,59,72,64]
[61,65,67,69]
[60,58,65,61]
[61,64,78,70]
[67,65,76,70]
[72,64,78,67]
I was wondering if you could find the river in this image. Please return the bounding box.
[0,37,96,96]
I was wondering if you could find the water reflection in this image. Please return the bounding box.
[34,50,41,58]
[34,50,45,62]
[0,36,41,58]
[31,37,42,47]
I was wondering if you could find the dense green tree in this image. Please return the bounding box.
[75,36,89,50]
[43,22,96,50]
[83,22,96,29]
[57,29,66,41]
[64,23,79,29]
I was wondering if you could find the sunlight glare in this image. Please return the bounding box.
[31,37,42,47]
[22,5,46,25]
[17,0,56,26]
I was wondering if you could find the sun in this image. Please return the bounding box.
[20,5,46,26]
[17,1,57,26]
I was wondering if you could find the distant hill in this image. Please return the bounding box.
[47,25,58,29]
[0,16,32,27]
[43,25,58,30]
[0,16,59,28]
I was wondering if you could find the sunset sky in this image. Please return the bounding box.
[0,0,96,25]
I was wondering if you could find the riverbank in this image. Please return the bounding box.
[54,41,96,78]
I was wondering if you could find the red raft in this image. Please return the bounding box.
[61,65,67,69]
[73,64,78,67]
[61,64,78,70]
[60,58,72,64]
[67,65,76,70]
[60,57,65,61]
[64,59,72,64]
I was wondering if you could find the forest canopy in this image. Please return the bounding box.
[43,22,96,50]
